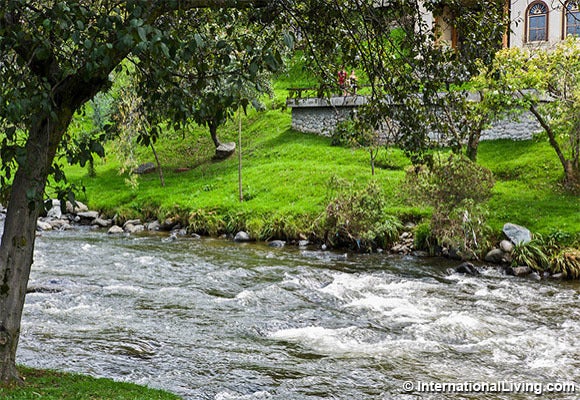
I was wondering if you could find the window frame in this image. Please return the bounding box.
[526,1,549,43]
[564,1,580,38]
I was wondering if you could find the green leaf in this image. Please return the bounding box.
[160,42,170,58]
[137,26,147,42]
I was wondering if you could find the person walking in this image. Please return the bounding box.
[349,70,358,95]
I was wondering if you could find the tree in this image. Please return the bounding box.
[0,0,270,383]
[129,9,285,159]
[291,0,508,163]
[490,37,580,190]
[0,0,511,384]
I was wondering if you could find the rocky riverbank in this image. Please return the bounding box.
[26,199,577,281]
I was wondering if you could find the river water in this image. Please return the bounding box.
[7,222,579,399]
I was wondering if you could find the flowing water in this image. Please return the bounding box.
[5,221,579,399]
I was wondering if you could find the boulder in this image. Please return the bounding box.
[484,248,506,264]
[123,219,142,229]
[46,200,62,219]
[37,220,53,231]
[511,265,532,276]
[92,218,113,228]
[268,240,286,248]
[107,225,124,234]
[146,220,161,231]
[503,223,532,245]
[65,200,89,214]
[298,240,310,247]
[159,218,178,231]
[455,262,480,276]
[234,231,251,242]
[124,223,145,234]
[214,142,236,160]
[134,162,156,175]
[191,233,202,240]
[172,228,188,236]
[48,219,72,230]
[499,240,514,253]
[529,271,541,281]
[77,211,100,223]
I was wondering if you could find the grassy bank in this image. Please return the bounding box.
[0,367,179,399]
[63,102,579,243]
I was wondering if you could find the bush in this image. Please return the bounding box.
[551,248,580,279]
[403,154,495,258]
[323,180,401,251]
[510,234,580,278]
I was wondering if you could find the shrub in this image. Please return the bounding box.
[403,154,495,258]
[324,181,401,251]
[551,248,580,279]
[509,233,580,278]
[511,239,550,272]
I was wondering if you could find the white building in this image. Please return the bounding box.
[509,0,579,48]
[423,0,579,48]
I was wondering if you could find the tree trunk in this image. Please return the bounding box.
[0,117,59,381]
[0,105,75,383]
[529,104,578,187]
[466,128,482,162]
[209,121,221,148]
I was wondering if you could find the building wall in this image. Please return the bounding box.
[509,0,567,48]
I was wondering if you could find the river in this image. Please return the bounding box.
[7,222,579,399]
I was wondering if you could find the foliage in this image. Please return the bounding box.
[323,180,401,251]
[511,239,550,272]
[413,222,434,252]
[550,248,580,279]
[130,9,290,152]
[404,154,495,258]
[405,153,495,209]
[331,113,384,175]
[293,0,509,162]
[510,234,580,278]
[490,37,580,190]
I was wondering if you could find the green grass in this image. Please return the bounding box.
[0,367,179,399]
[61,101,579,242]
[477,138,580,236]
[64,107,411,237]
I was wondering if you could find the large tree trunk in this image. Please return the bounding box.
[0,112,72,382]
[0,107,75,383]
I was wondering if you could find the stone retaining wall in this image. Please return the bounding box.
[287,96,542,141]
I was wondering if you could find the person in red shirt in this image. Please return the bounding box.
[338,66,347,96]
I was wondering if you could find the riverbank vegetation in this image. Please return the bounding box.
[63,98,579,245]
[0,367,179,399]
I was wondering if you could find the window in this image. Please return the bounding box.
[527,2,548,42]
[565,1,580,37]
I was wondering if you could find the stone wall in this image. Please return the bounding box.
[288,96,543,141]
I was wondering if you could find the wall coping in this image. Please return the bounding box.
[286,96,368,108]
